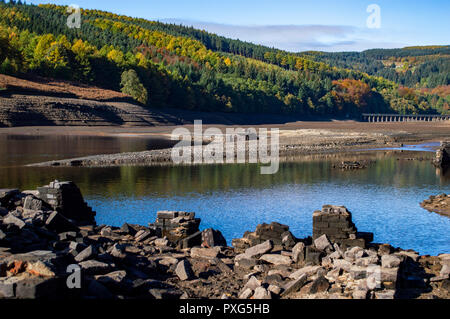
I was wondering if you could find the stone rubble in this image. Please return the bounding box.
[0,180,448,299]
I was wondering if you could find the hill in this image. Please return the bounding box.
[0,2,449,119]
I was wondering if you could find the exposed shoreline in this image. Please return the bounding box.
[0,181,449,300]
[21,121,449,167]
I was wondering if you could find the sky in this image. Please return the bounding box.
[26,0,450,52]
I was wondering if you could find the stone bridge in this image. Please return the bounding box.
[362,113,450,122]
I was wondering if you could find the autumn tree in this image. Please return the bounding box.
[120,69,148,105]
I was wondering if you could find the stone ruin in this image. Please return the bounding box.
[149,210,226,249]
[433,141,450,168]
[0,180,95,226]
[232,222,297,252]
[313,205,373,249]
[36,180,96,225]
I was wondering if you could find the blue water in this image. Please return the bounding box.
[85,155,450,256]
[1,134,448,256]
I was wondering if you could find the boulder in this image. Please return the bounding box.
[243,276,261,291]
[74,245,96,262]
[190,247,219,259]
[281,273,307,297]
[37,180,96,225]
[244,240,273,259]
[292,242,305,263]
[201,228,227,247]
[253,286,271,299]
[260,254,292,265]
[381,254,402,268]
[175,260,194,281]
[45,211,78,233]
[309,276,329,294]
[305,246,324,265]
[314,234,332,251]
[289,265,322,280]
[3,213,25,229]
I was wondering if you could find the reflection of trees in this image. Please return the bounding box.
[0,152,444,197]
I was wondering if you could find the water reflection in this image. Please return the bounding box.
[0,135,449,256]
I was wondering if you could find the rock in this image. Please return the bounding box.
[37,180,96,225]
[119,223,136,235]
[260,254,292,265]
[243,276,261,291]
[352,289,368,299]
[0,229,5,241]
[87,280,114,299]
[366,275,378,290]
[23,196,47,211]
[201,228,227,247]
[26,261,55,277]
[292,242,305,263]
[397,250,419,262]
[281,273,307,297]
[211,257,233,274]
[305,246,324,265]
[325,268,341,282]
[253,287,271,299]
[45,211,78,233]
[3,213,25,229]
[14,276,61,299]
[380,267,399,283]
[355,256,379,267]
[381,254,402,268]
[153,211,200,243]
[149,288,183,299]
[349,265,367,280]
[110,243,127,259]
[239,288,253,299]
[309,276,329,294]
[58,231,77,241]
[378,244,393,256]
[154,238,169,247]
[440,263,450,277]
[232,222,291,250]
[289,265,322,280]
[375,290,395,299]
[134,230,152,242]
[158,257,178,267]
[433,142,450,168]
[74,245,96,262]
[314,234,332,251]
[95,270,127,287]
[235,258,259,270]
[0,276,17,298]
[190,247,219,259]
[281,231,296,248]
[78,260,113,275]
[268,284,282,295]
[0,189,19,206]
[264,274,285,286]
[175,260,194,281]
[244,240,273,258]
[178,231,202,249]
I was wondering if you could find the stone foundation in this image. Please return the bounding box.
[313,205,373,249]
[37,180,95,225]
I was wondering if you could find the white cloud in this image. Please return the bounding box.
[161,19,407,52]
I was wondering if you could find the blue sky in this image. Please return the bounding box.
[26,0,450,52]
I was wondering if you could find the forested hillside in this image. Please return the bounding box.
[307,47,449,89]
[0,2,449,116]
